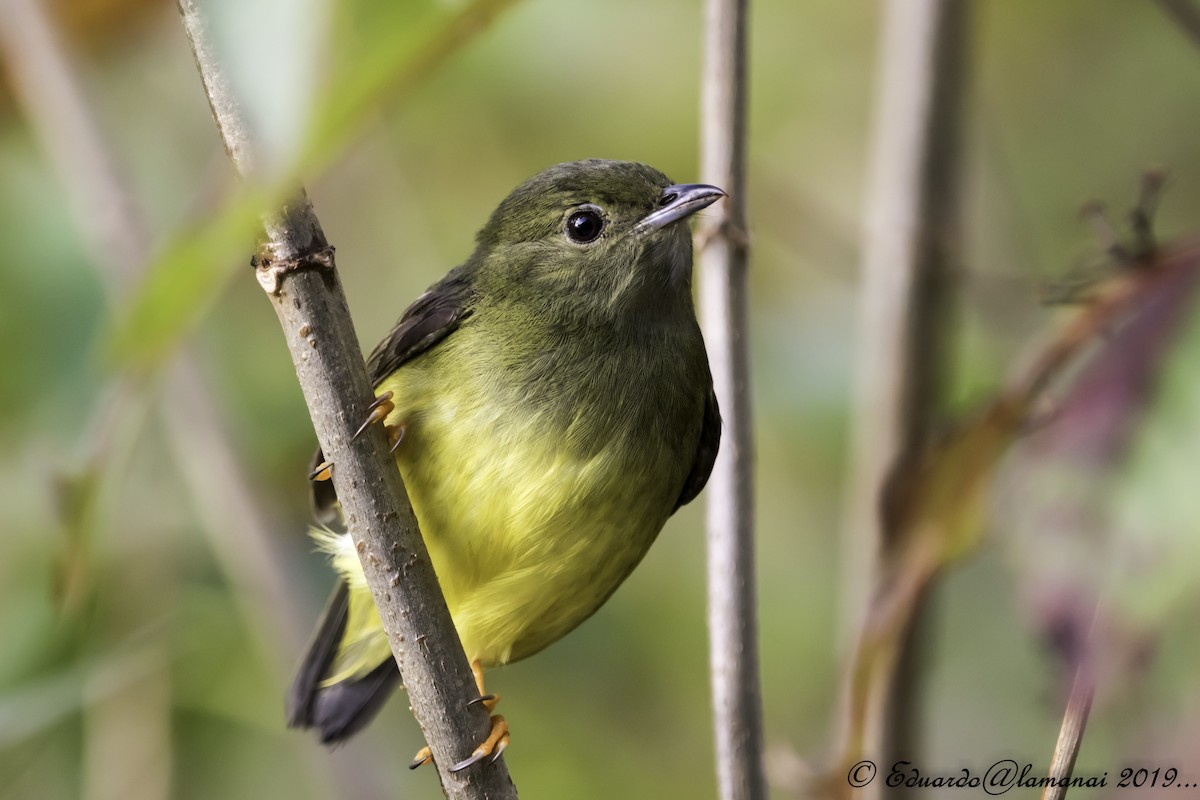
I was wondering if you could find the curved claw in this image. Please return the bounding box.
[450,715,509,772]
[466,693,497,708]
[353,391,395,441]
[308,460,333,481]
[450,749,489,773]
[389,424,406,454]
[408,746,432,770]
[488,736,509,764]
[366,390,394,411]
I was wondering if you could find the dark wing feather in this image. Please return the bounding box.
[365,263,476,386]
[674,387,721,511]
[309,264,476,524]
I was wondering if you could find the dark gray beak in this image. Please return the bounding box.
[634,183,726,233]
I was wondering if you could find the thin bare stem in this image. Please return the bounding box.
[1040,662,1096,800]
[176,2,517,797]
[840,0,970,789]
[1040,602,1103,800]
[698,0,766,799]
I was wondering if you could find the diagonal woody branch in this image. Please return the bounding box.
[176,2,517,798]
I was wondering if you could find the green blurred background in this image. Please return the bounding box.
[4,1,1200,798]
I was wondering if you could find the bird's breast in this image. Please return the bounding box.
[375,315,707,664]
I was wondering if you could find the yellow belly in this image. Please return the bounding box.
[396,370,678,666]
[320,359,685,682]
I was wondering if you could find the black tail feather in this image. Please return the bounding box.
[311,659,402,744]
[287,582,350,729]
[286,581,401,744]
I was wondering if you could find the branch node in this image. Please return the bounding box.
[255,244,337,295]
[1131,167,1167,259]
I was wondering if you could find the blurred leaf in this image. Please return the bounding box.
[1111,303,1200,623]
[883,401,1025,570]
[47,380,157,615]
[0,663,88,748]
[304,0,522,170]
[50,462,102,616]
[824,398,1026,799]
[107,189,269,368]
[1005,238,1200,682]
[0,644,164,748]
[824,239,1200,797]
[108,0,521,369]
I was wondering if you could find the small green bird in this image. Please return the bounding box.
[287,159,723,769]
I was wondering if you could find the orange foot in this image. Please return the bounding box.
[308,392,403,483]
[408,659,510,771]
[353,391,396,440]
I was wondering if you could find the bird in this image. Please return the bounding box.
[286,159,722,770]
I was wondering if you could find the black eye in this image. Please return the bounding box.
[565,209,604,243]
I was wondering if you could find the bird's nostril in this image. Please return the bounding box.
[659,192,678,207]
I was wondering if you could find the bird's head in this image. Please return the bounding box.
[469,159,725,318]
